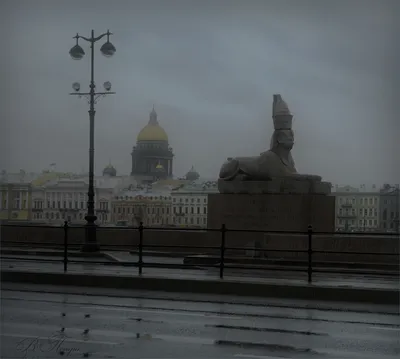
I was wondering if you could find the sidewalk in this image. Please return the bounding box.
[1,258,398,305]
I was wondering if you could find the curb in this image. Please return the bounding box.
[1,270,398,305]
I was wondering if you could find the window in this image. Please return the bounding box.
[203,218,206,224]
[185,199,188,203]
[46,212,49,219]
[52,201,55,208]
[352,209,355,215]
[190,218,193,224]
[63,201,66,209]
[339,198,343,204]
[47,201,50,208]
[374,219,377,226]
[197,198,200,203]
[80,202,84,209]
[75,201,78,209]
[179,206,182,213]
[364,209,368,216]
[197,207,200,214]
[204,207,207,214]
[203,198,207,203]
[369,219,372,226]
[359,219,362,226]
[56,212,60,219]
[359,209,362,215]
[69,201,72,209]
[185,207,188,214]
[339,208,343,215]
[191,207,194,214]
[173,198,176,202]
[118,207,121,214]
[359,198,363,205]
[369,209,373,216]
[166,208,169,214]
[23,200,26,209]
[50,212,54,219]
[57,201,61,208]
[383,209,387,220]
[191,198,194,203]
[369,198,373,205]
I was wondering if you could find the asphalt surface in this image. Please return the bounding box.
[1,256,398,290]
[1,283,399,359]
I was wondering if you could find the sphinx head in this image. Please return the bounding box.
[270,129,294,151]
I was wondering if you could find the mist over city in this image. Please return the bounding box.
[1,0,398,186]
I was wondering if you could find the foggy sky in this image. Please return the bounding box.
[1,0,398,186]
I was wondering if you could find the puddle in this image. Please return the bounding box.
[208,324,328,336]
[215,340,321,355]
[135,333,214,345]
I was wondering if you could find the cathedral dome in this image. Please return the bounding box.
[185,166,200,181]
[137,107,168,142]
[103,163,117,177]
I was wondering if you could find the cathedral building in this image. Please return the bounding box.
[131,107,174,183]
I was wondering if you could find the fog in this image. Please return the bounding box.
[1,0,398,186]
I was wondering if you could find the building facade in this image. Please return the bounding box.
[0,171,36,222]
[379,184,400,232]
[333,185,380,231]
[171,180,218,228]
[111,188,172,227]
[131,108,174,183]
[30,168,135,225]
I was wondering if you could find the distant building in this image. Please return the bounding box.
[111,187,172,227]
[0,170,35,222]
[379,184,400,232]
[30,172,135,225]
[171,180,218,228]
[184,166,200,181]
[332,185,380,231]
[131,107,174,183]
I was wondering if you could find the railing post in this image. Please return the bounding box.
[138,222,143,275]
[219,224,226,279]
[63,221,69,273]
[307,225,313,283]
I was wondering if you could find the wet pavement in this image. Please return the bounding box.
[1,283,399,358]
[1,257,399,290]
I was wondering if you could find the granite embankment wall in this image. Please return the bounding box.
[1,225,398,264]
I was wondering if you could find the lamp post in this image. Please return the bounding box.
[69,29,116,252]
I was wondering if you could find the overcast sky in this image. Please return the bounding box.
[1,0,398,186]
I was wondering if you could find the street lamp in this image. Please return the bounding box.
[69,29,116,252]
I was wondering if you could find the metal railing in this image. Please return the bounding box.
[0,221,399,283]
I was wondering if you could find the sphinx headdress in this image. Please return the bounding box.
[272,94,293,130]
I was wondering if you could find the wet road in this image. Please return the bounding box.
[1,283,399,359]
[1,257,398,290]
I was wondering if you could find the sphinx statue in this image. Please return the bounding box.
[218,94,330,194]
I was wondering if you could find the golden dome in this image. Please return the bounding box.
[137,124,168,142]
[136,107,168,142]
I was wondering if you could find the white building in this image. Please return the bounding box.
[171,180,218,228]
[31,168,136,225]
[332,185,380,231]
[112,186,172,227]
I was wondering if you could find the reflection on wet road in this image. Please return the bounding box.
[1,283,399,358]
